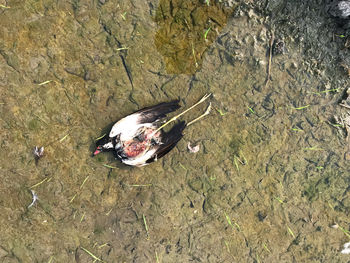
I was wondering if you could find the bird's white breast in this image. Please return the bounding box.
[109,113,153,141]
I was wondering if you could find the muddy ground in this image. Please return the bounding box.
[1,0,350,262]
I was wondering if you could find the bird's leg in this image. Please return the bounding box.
[153,93,212,133]
[187,102,212,126]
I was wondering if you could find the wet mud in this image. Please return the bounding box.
[1,0,350,262]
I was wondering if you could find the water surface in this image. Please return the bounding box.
[1,0,350,262]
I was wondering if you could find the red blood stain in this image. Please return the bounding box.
[124,141,146,157]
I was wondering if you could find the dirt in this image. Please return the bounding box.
[1,0,350,262]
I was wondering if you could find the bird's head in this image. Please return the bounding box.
[93,136,114,156]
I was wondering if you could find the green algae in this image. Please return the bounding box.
[154,0,235,74]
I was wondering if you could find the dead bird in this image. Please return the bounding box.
[93,94,211,166]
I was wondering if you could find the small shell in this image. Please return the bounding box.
[187,142,200,153]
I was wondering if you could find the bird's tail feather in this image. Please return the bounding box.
[146,121,186,164]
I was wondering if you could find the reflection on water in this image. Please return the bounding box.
[0,0,350,262]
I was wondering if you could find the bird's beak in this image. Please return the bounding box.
[92,148,102,156]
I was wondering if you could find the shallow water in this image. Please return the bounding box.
[1,0,350,262]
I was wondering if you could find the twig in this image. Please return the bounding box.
[191,42,198,68]
[103,164,117,169]
[80,176,89,189]
[59,134,69,142]
[98,243,109,249]
[105,208,113,216]
[80,212,85,222]
[126,184,152,187]
[69,194,77,203]
[287,226,295,238]
[38,80,53,86]
[80,247,105,262]
[143,214,150,239]
[31,177,49,188]
[95,134,106,141]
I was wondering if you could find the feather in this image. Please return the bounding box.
[109,100,180,139]
[134,100,181,124]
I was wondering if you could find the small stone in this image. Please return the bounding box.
[272,39,287,55]
[327,1,350,18]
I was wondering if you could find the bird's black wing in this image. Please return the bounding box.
[134,100,180,124]
[146,121,186,164]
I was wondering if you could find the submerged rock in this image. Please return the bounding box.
[272,39,287,55]
[326,0,350,28]
[327,0,350,19]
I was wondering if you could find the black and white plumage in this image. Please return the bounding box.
[93,100,186,166]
